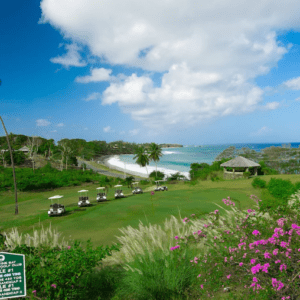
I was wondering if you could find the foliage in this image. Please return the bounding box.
[258,161,279,175]
[167,172,186,181]
[123,176,135,188]
[9,239,122,300]
[140,179,150,185]
[267,178,296,201]
[3,150,26,165]
[0,166,109,192]
[252,177,267,189]
[243,171,251,178]
[210,172,222,181]
[149,170,165,180]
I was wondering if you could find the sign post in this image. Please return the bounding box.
[0,252,26,299]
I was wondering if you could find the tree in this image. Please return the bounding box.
[0,150,6,167]
[0,116,18,215]
[4,151,25,166]
[148,143,163,179]
[133,145,150,176]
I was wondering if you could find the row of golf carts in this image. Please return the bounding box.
[48,182,148,217]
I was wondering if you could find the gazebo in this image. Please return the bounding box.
[220,156,261,178]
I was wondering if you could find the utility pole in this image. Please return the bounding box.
[0,116,18,215]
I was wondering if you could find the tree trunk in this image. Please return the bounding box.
[0,116,18,215]
[155,162,158,178]
[66,156,68,170]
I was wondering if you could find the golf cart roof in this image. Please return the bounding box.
[114,185,122,187]
[78,190,89,193]
[96,187,105,190]
[48,195,63,200]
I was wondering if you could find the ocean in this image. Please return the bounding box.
[107,142,300,179]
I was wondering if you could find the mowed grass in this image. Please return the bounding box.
[1,173,299,251]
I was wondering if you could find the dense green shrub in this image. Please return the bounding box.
[0,167,111,192]
[259,189,290,215]
[258,161,279,175]
[251,177,267,188]
[167,172,186,181]
[140,179,150,185]
[267,178,296,200]
[294,181,300,191]
[243,171,251,179]
[149,170,165,180]
[9,239,122,300]
[4,151,26,165]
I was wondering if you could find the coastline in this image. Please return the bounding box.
[99,154,191,180]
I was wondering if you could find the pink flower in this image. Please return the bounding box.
[252,230,261,236]
[151,191,155,195]
[227,274,231,279]
[197,274,201,278]
[250,259,256,264]
[32,290,36,294]
[224,257,227,262]
[253,277,258,282]
[264,252,271,259]
[51,284,57,289]
[200,284,204,289]
[239,262,243,266]
[279,264,287,272]
[67,246,71,249]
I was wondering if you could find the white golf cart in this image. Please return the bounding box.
[114,185,125,199]
[132,182,143,194]
[48,195,65,217]
[155,180,168,191]
[78,190,91,207]
[96,187,107,202]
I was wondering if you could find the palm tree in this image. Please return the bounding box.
[0,116,18,215]
[133,145,150,177]
[148,143,163,179]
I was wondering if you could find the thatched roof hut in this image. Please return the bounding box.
[220,156,261,177]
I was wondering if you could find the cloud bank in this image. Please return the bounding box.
[40,0,300,129]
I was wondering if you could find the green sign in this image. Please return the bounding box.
[0,252,26,299]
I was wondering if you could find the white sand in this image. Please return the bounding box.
[106,155,191,180]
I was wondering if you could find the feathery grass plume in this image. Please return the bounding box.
[3,223,70,250]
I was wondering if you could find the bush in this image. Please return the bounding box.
[251,177,267,189]
[140,179,150,185]
[243,171,251,179]
[259,189,290,215]
[8,239,122,300]
[294,181,300,191]
[149,170,165,180]
[4,151,26,165]
[267,178,296,201]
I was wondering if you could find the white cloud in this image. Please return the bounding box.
[40,0,300,129]
[84,92,101,101]
[50,43,87,68]
[129,129,139,136]
[103,126,113,133]
[264,101,280,110]
[75,68,113,83]
[36,119,51,127]
[84,127,88,130]
[250,126,272,136]
[283,77,300,90]
[295,97,300,102]
[56,123,64,127]
[51,130,57,132]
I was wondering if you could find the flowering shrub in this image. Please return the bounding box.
[171,194,300,299]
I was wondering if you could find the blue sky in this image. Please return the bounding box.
[1,0,300,146]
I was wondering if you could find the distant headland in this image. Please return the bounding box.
[160,144,183,148]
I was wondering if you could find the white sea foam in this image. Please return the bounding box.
[107,156,190,180]
[162,151,182,155]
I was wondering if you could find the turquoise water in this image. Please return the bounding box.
[119,142,300,173]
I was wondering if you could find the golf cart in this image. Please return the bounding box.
[155,180,168,191]
[132,182,143,194]
[78,190,91,207]
[114,185,125,199]
[96,187,107,202]
[48,195,65,217]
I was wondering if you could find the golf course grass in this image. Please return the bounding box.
[2,174,295,250]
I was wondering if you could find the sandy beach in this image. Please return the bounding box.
[98,155,191,180]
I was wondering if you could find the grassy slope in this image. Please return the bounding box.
[3,174,299,251]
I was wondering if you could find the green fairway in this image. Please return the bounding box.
[0,176,270,250]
